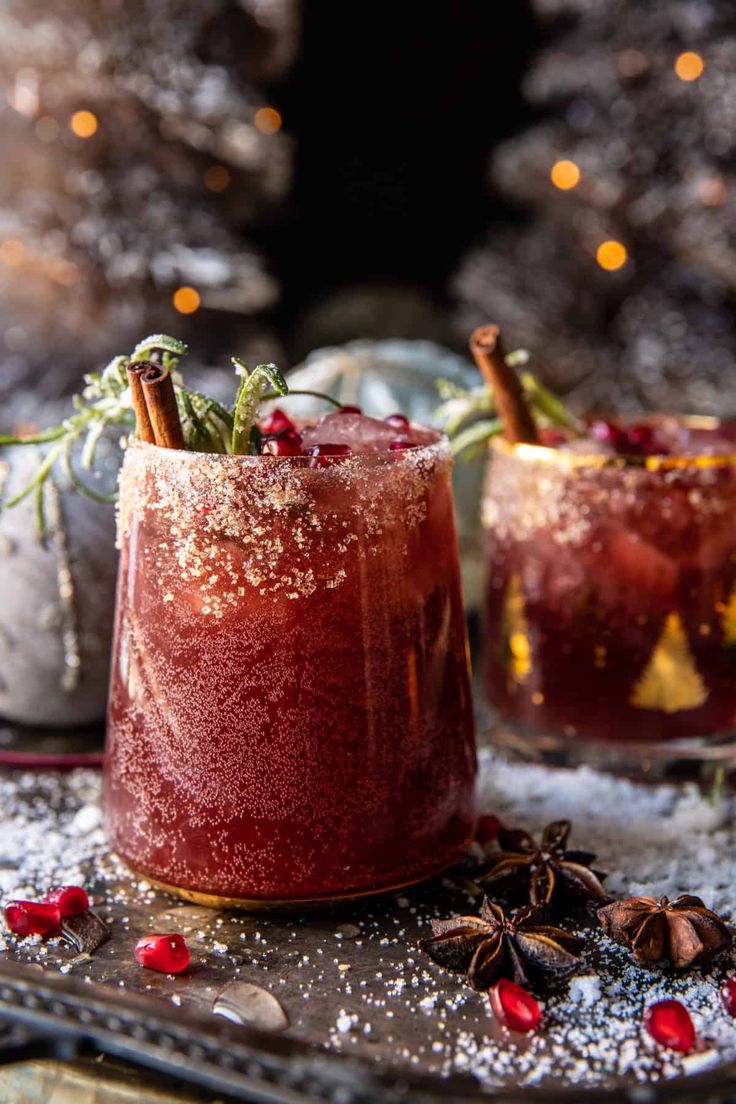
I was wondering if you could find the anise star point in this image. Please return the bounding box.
[420,897,583,991]
[479,819,609,910]
[598,893,732,969]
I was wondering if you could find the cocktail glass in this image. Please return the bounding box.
[482,417,736,775]
[104,426,476,906]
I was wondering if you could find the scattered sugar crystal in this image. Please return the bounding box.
[569,975,602,1007]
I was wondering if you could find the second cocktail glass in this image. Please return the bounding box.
[482,419,736,772]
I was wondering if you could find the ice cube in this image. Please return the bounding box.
[300,412,435,453]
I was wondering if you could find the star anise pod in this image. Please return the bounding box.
[478,819,608,910]
[419,897,583,991]
[598,894,732,969]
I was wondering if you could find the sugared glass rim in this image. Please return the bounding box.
[126,427,449,468]
[491,415,736,471]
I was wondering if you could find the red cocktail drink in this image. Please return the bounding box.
[483,416,736,765]
[104,413,476,905]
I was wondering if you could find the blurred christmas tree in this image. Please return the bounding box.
[454,0,736,414]
[0,0,297,398]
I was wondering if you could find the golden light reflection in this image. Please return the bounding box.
[0,239,25,267]
[70,110,98,137]
[551,160,580,190]
[596,240,628,271]
[254,106,282,135]
[675,52,704,81]
[204,164,232,192]
[173,286,201,314]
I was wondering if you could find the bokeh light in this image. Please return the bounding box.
[254,106,282,135]
[0,239,25,267]
[551,160,581,190]
[675,52,704,82]
[596,240,628,271]
[204,164,232,192]
[70,110,98,137]
[173,286,201,314]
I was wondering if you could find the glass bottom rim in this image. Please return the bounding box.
[113,835,477,912]
[489,716,736,780]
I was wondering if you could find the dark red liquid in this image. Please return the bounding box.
[484,423,736,744]
[104,436,476,902]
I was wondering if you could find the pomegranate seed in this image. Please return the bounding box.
[644,1000,695,1053]
[135,933,191,974]
[625,423,655,455]
[306,443,352,468]
[5,900,61,937]
[589,419,625,450]
[475,814,501,845]
[721,975,736,1016]
[490,979,541,1033]
[261,429,303,456]
[337,405,362,415]
[389,439,412,451]
[260,409,295,436]
[45,885,89,918]
[385,413,410,430]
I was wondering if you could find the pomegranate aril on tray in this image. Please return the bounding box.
[45,885,90,917]
[389,439,412,451]
[259,408,295,436]
[644,1000,695,1053]
[337,405,362,415]
[490,979,541,1033]
[5,900,61,937]
[721,975,736,1017]
[135,932,191,974]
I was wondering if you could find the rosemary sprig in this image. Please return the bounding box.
[231,359,288,455]
[0,334,357,536]
[435,349,583,459]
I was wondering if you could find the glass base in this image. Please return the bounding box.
[115,837,477,913]
[0,720,104,769]
[489,715,736,784]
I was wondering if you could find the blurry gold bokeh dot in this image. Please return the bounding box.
[254,106,282,135]
[675,52,704,81]
[596,240,628,271]
[70,110,98,137]
[550,160,580,190]
[0,239,25,267]
[204,164,231,192]
[173,286,201,314]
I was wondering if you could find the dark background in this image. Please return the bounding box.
[263,0,537,347]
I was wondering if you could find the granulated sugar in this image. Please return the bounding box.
[2,748,736,1091]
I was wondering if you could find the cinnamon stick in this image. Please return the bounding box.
[126,363,156,444]
[469,324,539,445]
[139,364,186,450]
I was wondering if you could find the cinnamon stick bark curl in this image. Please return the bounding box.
[469,324,539,445]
